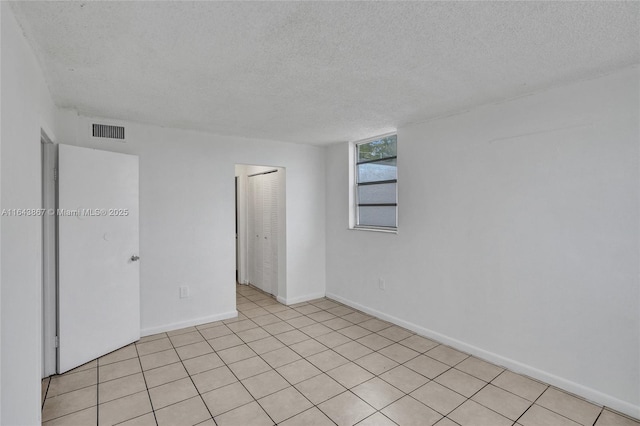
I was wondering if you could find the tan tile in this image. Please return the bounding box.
[167,326,198,336]
[519,404,582,426]
[242,370,290,399]
[48,369,97,397]
[472,383,531,420]
[357,412,397,426]
[208,334,244,351]
[326,362,374,389]
[354,352,399,375]
[148,377,198,409]
[42,386,97,422]
[42,406,96,426]
[287,316,317,329]
[214,401,274,426]
[176,341,214,360]
[307,349,350,372]
[262,347,302,368]
[378,342,420,363]
[315,331,352,348]
[136,338,173,356]
[434,418,460,426]
[226,319,259,332]
[491,370,548,401]
[377,325,413,342]
[144,363,188,388]
[99,345,138,366]
[295,373,347,405]
[201,382,254,416]
[294,305,323,315]
[182,353,224,375]
[456,357,504,382]
[357,333,394,351]
[259,386,313,423]
[537,387,602,425]
[217,344,257,364]
[595,409,640,426]
[99,358,142,382]
[277,359,322,384]
[449,400,512,426]
[169,331,205,348]
[359,318,391,332]
[411,381,466,415]
[434,368,486,397]
[275,329,310,345]
[264,303,290,314]
[279,407,334,426]
[192,365,237,394]
[274,309,303,321]
[333,341,373,361]
[290,339,329,357]
[404,355,450,379]
[224,313,248,323]
[381,395,443,426]
[312,300,340,310]
[352,377,404,410]
[379,365,429,393]
[155,396,212,426]
[399,335,439,353]
[196,320,225,331]
[426,345,469,366]
[199,324,232,339]
[299,323,333,338]
[308,311,337,322]
[238,302,260,311]
[42,377,50,403]
[245,307,272,318]
[99,373,147,403]
[236,327,270,343]
[323,318,353,331]
[263,321,295,335]
[228,356,272,380]
[341,312,373,324]
[327,306,354,317]
[247,336,285,355]
[137,333,168,344]
[98,391,152,426]
[139,349,180,371]
[251,313,282,326]
[318,391,375,426]
[338,325,372,340]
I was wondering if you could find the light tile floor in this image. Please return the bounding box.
[42,284,640,426]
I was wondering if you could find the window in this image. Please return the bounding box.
[354,134,397,230]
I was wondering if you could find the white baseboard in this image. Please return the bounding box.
[141,310,238,336]
[326,292,640,420]
[277,292,326,306]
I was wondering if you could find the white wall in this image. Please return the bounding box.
[1,3,58,425]
[55,113,326,335]
[326,67,639,417]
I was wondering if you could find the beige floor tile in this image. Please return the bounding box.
[308,311,337,322]
[64,360,98,375]
[287,315,317,329]
[42,377,50,404]
[377,325,414,342]
[354,352,399,375]
[536,387,602,425]
[315,331,353,348]
[148,377,199,409]
[237,302,260,311]
[42,406,96,426]
[404,354,450,379]
[139,349,180,371]
[236,327,271,343]
[169,331,205,347]
[595,409,640,426]
[434,417,460,426]
[275,329,310,345]
[226,319,259,332]
[228,356,272,380]
[264,303,290,314]
[381,395,443,426]
[245,307,272,318]
[42,386,97,422]
[196,320,225,331]
[380,365,430,393]
[274,308,303,321]
[378,342,420,363]
[333,341,373,361]
[426,345,469,366]
[192,365,237,394]
[357,412,397,426]
[357,333,394,351]
[176,341,214,360]
[117,412,157,426]
[47,369,97,397]
[327,362,374,389]
[279,407,335,426]
[98,391,152,426]
[263,321,296,335]
[217,344,257,364]
[299,323,334,338]
[359,318,392,332]
[99,373,147,403]
[290,339,329,357]
[136,338,173,356]
[434,368,486,398]
[294,304,323,315]
[313,300,341,310]
[247,336,286,354]
[398,335,439,353]
[214,401,274,426]
[251,313,282,326]
[449,400,512,426]
[182,353,224,375]
[352,377,405,410]
[323,317,353,331]
[137,333,168,344]
[199,324,233,340]
[471,383,531,420]
[167,326,198,336]
[341,312,373,324]
[99,358,142,383]
[155,396,212,426]
[411,381,466,415]
[259,386,313,423]
[242,370,290,399]
[307,349,350,371]
[277,359,322,384]
[202,381,254,416]
[339,325,372,340]
[491,370,548,401]
[519,404,582,426]
[208,334,244,351]
[318,391,375,426]
[144,362,188,388]
[295,373,347,405]
[327,306,355,317]
[262,346,302,368]
[455,357,504,382]
[99,345,139,366]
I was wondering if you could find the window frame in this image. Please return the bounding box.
[350,133,398,233]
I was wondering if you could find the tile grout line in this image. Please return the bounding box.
[132,340,159,426]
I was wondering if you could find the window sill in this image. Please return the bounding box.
[350,226,398,234]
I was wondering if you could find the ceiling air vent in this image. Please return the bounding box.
[92,123,125,141]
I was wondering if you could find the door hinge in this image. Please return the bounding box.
[53,168,58,181]
[55,336,59,348]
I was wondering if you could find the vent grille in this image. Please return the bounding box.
[92,124,125,140]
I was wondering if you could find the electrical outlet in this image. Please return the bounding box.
[179,285,189,298]
[378,278,386,290]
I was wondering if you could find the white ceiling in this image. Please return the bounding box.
[10,1,640,145]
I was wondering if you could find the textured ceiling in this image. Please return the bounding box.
[9,1,640,144]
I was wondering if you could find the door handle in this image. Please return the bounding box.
[130,255,140,262]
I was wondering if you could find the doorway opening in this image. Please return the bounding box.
[235,164,286,301]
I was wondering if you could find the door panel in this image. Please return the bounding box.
[58,144,140,373]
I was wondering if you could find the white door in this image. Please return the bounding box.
[261,172,278,295]
[58,144,140,373]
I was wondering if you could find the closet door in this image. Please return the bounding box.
[247,176,256,286]
[261,172,278,295]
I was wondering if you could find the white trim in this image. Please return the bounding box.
[277,292,325,306]
[326,292,640,420]
[140,310,238,337]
